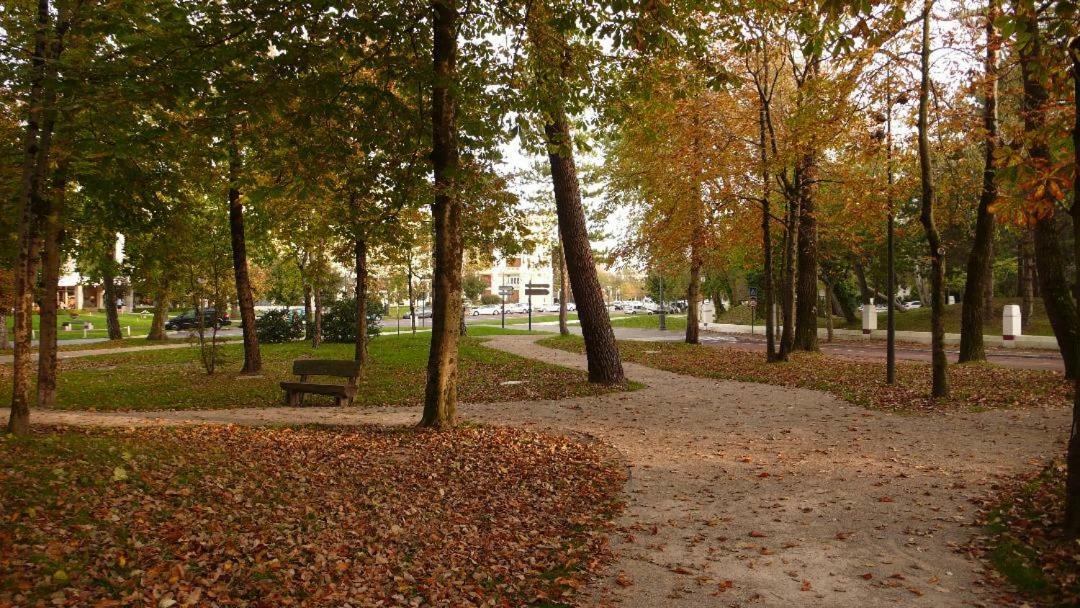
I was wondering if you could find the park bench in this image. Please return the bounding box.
[280,359,361,407]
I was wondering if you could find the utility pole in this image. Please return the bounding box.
[658,273,666,330]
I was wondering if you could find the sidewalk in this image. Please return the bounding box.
[701,321,1060,351]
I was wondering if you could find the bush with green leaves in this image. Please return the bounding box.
[256,309,304,343]
[480,294,502,305]
[322,298,382,343]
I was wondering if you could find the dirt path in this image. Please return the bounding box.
[9,334,1068,607]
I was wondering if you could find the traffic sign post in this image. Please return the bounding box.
[524,284,550,332]
[498,286,513,328]
[749,297,758,335]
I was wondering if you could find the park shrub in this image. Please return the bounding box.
[256,308,304,343]
[322,298,382,343]
[480,294,501,305]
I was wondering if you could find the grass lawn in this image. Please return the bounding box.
[538,334,1072,413]
[473,313,580,326]
[714,297,1054,336]
[977,460,1080,606]
[5,311,160,341]
[0,327,627,411]
[0,424,625,606]
[609,314,688,331]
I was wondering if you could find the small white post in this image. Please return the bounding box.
[82,327,87,338]
[1002,304,1021,348]
[32,329,36,341]
[862,300,878,336]
[126,325,131,337]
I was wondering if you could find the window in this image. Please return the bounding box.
[508,276,520,285]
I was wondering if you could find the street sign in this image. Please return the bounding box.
[748,298,758,308]
[749,287,758,298]
[497,286,514,295]
[525,283,550,288]
[525,288,549,296]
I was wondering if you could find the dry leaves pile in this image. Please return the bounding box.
[542,337,1072,413]
[0,425,626,607]
[972,461,1080,607]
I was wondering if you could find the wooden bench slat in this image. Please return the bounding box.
[279,382,352,396]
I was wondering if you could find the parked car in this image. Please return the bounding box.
[903,300,922,310]
[566,302,577,311]
[471,305,501,316]
[626,303,654,315]
[165,309,230,330]
[505,303,528,314]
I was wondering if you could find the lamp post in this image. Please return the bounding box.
[884,66,909,385]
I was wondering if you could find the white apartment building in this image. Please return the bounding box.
[475,249,557,308]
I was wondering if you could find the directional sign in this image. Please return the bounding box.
[497,286,515,295]
[749,287,758,298]
[525,283,550,289]
[525,288,549,296]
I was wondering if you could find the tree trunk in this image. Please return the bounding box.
[103,257,122,340]
[854,261,872,304]
[9,0,56,434]
[760,103,776,361]
[959,0,999,364]
[0,312,8,351]
[1017,0,1079,379]
[824,278,835,342]
[686,244,701,345]
[778,176,800,361]
[36,166,67,409]
[545,114,625,384]
[148,281,169,340]
[313,285,323,349]
[1020,228,1036,328]
[918,0,949,398]
[227,128,262,374]
[354,237,368,364]
[421,0,463,428]
[793,152,819,352]
[1064,34,1080,535]
[407,263,416,334]
[303,283,313,339]
[834,282,857,323]
[557,241,569,336]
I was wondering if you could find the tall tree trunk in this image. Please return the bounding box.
[686,242,702,345]
[960,0,999,364]
[421,0,464,427]
[1020,228,1036,328]
[1,311,9,351]
[313,284,323,349]
[103,255,122,340]
[760,103,776,361]
[407,262,416,334]
[303,283,312,339]
[824,278,835,342]
[983,237,995,313]
[1065,34,1080,535]
[918,0,949,398]
[148,280,169,340]
[545,113,625,384]
[794,152,819,352]
[9,0,55,434]
[227,128,262,374]
[1016,0,1080,379]
[36,165,67,409]
[834,282,857,323]
[354,237,368,364]
[778,177,800,361]
[854,260,872,304]
[556,241,569,336]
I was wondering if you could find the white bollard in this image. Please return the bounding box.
[126,325,131,337]
[1002,304,1021,348]
[862,303,878,336]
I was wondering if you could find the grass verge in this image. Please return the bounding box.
[975,460,1080,606]
[0,425,626,606]
[537,335,1072,413]
[0,328,625,411]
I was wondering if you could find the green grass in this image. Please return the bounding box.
[0,327,627,411]
[609,314,687,331]
[714,297,1054,336]
[5,310,161,341]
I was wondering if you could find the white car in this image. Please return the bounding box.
[903,300,922,310]
[541,303,561,313]
[471,305,501,316]
[566,303,576,311]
